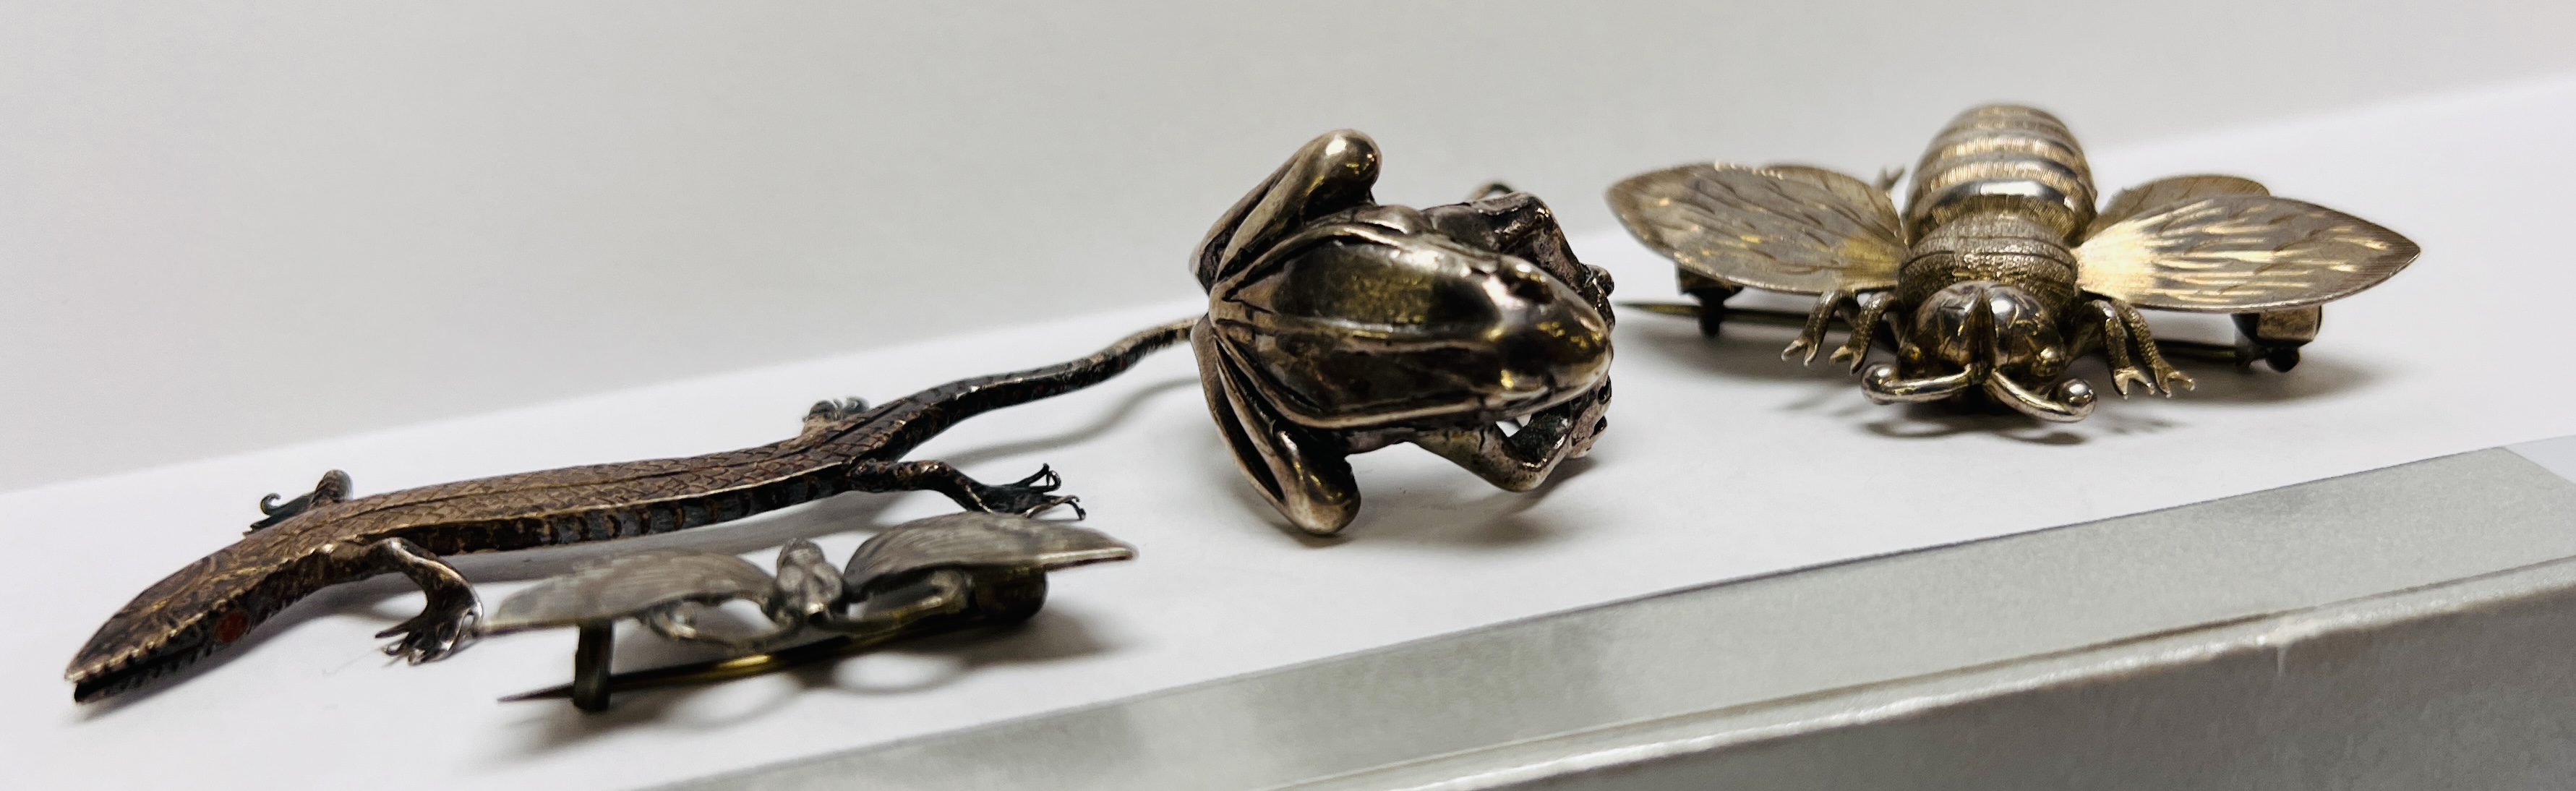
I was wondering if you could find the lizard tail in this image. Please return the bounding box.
[878,317,1200,436]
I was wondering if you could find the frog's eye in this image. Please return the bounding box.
[1233,239,1498,328]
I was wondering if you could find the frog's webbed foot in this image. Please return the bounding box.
[1783,289,1853,365]
[249,469,351,533]
[368,538,482,663]
[847,460,1083,519]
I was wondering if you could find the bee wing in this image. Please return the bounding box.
[2082,174,2270,240]
[2075,194,2420,312]
[1607,163,1906,295]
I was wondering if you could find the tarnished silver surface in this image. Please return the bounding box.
[1194,130,1617,534]
[64,322,1188,704]
[487,513,1134,711]
[1609,104,2420,422]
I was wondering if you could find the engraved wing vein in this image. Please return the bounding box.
[2076,194,2418,312]
[1609,164,1904,294]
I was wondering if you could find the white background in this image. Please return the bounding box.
[7,70,2576,788]
[5,1,2575,489]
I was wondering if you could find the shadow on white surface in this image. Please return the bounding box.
[496,608,1119,757]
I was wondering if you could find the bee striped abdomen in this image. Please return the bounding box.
[1906,104,2097,241]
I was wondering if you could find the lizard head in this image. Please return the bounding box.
[66,534,322,703]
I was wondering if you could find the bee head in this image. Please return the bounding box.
[1865,281,2094,422]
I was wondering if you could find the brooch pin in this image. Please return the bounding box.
[484,513,1134,711]
[1609,104,2418,422]
[1191,130,1617,534]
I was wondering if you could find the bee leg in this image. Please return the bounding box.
[1782,289,1850,364]
[2092,299,2194,396]
[1414,380,1612,492]
[1830,291,1893,372]
[2087,299,2155,396]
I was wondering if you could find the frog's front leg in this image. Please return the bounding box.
[1413,381,1612,492]
[367,538,482,663]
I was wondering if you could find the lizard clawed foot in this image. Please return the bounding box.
[972,465,1086,519]
[377,599,482,664]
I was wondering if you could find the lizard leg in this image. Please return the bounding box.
[1413,380,1612,492]
[2111,299,2194,395]
[800,397,872,434]
[1782,289,1852,365]
[847,460,1082,518]
[1830,291,1893,372]
[249,469,351,533]
[369,537,483,664]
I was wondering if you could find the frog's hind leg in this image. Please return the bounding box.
[1194,320,1362,535]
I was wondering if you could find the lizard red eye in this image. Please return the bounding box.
[215,612,249,644]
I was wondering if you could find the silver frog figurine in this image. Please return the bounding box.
[1192,130,1617,535]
